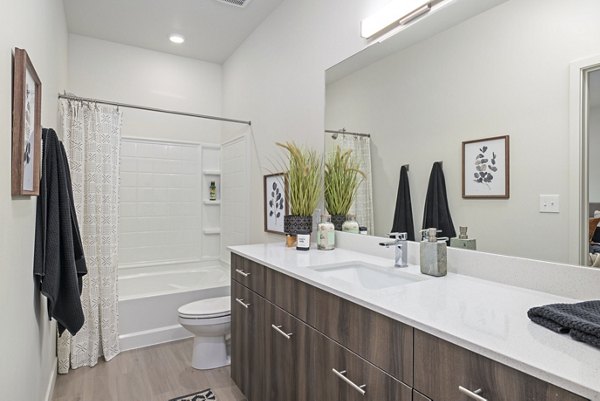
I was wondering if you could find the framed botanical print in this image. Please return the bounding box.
[264,173,287,234]
[462,135,510,199]
[12,48,42,196]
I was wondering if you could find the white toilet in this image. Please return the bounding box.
[178,296,231,370]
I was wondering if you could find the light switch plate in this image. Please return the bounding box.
[539,194,560,213]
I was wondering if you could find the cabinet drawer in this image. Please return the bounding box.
[231,282,266,401]
[313,326,412,401]
[231,253,266,296]
[308,285,414,385]
[265,267,312,322]
[414,330,588,401]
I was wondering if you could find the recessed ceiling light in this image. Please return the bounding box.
[169,34,185,44]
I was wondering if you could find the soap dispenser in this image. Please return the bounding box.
[419,228,448,277]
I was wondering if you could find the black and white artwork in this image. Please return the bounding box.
[462,135,510,199]
[264,173,287,234]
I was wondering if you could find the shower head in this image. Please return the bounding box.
[331,133,338,140]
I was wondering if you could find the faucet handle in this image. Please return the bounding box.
[388,232,408,240]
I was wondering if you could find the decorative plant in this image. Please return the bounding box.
[324,146,365,216]
[276,142,321,217]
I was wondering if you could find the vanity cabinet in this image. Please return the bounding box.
[414,330,587,401]
[231,255,589,401]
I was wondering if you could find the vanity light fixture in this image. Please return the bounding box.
[361,0,454,40]
[169,34,185,44]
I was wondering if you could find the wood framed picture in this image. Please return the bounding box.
[462,135,510,199]
[12,48,42,196]
[264,173,288,234]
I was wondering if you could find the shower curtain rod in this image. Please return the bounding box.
[58,92,252,126]
[325,129,371,138]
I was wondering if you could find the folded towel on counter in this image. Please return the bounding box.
[527,300,600,348]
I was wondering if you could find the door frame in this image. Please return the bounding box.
[569,55,600,265]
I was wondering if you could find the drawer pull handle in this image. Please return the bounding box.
[235,298,250,308]
[271,324,293,340]
[332,368,367,396]
[458,386,487,401]
[235,268,251,277]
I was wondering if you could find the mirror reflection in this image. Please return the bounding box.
[325,0,600,265]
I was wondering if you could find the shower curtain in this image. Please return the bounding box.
[57,99,122,374]
[332,134,375,233]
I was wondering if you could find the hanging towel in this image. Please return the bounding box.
[422,162,456,241]
[34,128,87,336]
[528,300,600,349]
[391,165,415,241]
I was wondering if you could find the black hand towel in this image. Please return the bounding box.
[422,162,456,240]
[34,128,87,336]
[528,300,600,348]
[391,165,415,241]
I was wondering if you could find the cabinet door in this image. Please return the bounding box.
[312,328,412,401]
[231,281,265,401]
[414,330,588,401]
[264,302,314,401]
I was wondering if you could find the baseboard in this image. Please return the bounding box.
[44,357,57,401]
[119,324,192,352]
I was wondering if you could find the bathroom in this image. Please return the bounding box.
[1,0,600,400]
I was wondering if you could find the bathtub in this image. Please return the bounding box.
[118,262,230,351]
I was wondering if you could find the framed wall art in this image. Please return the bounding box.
[12,48,42,196]
[462,135,510,199]
[264,173,287,234]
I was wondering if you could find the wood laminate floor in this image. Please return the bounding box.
[52,339,246,401]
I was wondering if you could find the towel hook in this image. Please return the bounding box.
[402,164,410,172]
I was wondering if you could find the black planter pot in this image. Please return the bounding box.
[284,215,313,235]
[330,214,346,231]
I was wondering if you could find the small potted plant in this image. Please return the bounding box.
[324,146,364,230]
[277,142,321,236]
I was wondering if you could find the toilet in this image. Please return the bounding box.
[178,296,231,370]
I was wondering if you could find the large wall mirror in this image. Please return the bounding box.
[325,0,600,266]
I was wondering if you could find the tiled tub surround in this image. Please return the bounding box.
[119,139,204,265]
[229,243,600,401]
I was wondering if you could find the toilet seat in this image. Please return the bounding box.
[178,296,231,319]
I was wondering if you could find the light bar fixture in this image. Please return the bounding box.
[361,0,432,39]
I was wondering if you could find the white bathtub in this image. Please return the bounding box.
[118,262,230,351]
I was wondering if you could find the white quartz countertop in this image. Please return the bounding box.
[229,243,600,401]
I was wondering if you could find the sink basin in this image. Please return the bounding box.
[312,262,422,290]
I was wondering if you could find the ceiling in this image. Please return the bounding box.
[63,0,283,64]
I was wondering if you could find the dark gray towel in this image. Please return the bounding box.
[34,128,87,336]
[527,301,600,348]
[422,162,456,241]
[391,165,415,241]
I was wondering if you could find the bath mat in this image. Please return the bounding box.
[168,388,216,401]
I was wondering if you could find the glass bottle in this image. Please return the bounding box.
[209,181,217,201]
[342,214,360,234]
[317,215,335,250]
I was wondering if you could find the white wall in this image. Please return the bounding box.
[0,0,68,400]
[222,0,392,244]
[325,0,600,263]
[68,34,223,144]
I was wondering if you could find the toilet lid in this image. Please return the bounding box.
[178,296,231,319]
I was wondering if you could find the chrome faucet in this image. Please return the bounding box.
[379,232,408,268]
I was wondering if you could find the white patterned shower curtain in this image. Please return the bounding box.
[333,134,375,234]
[57,99,122,374]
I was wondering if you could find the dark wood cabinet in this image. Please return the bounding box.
[264,302,315,401]
[313,326,412,401]
[231,281,266,401]
[231,253,266,296]
[231,255,589,401]
[414,330,587,401]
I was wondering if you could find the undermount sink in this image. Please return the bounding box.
[311,262,423,290]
